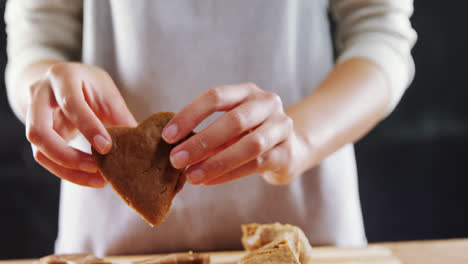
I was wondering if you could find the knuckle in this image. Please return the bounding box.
[206,87,224,109]
[47,63,72,79]
[93,65,110,78]
[249,134,267,155]
[261,151,276,171]
[254,153,269,172]
[262,171,283,186]
[266,92,282,107]
[228,110,249,132]
[283,115,294,131]
[264,148,284,173]
[245,82,259,92]
[59,94,77,114]
[193,135,209,152]
[32,148,41,162]
[26,127,42,145]
[211,159,225,172]
[252,155,264,170]
[263,165,294,186]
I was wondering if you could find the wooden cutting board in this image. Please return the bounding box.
[106,245,400,264]
[3,239,468,263]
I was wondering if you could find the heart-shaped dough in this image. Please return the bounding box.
[92,112,186,226]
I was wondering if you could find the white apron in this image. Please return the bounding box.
[56,0,366,256]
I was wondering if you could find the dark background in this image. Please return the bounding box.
[1,0,467,260]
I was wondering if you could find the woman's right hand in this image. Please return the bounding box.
[25,62,137,188]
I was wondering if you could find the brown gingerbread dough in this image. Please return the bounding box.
[133,252,210,264]
[240,240,300,264]
[240,223,313,264]
[92,112,187,226]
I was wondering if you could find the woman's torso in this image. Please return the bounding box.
[56,0,366,256]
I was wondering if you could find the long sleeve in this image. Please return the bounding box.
[330,0,417,114]
[4,0,83,116]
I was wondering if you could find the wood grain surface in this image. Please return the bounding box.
[106,245,398,264]
[2,239,466,264]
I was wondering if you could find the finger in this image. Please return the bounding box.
[169,94,281,169]
[26,83,98,173]
[201,156,262,186]
[53,108,78,142]
[162,83,260,144]
[171,132,245,169]
[33,147,106,188]
[82,77,137,127]
[47,65,112,154]
[186,114,293,184]
[202,141,286,186]
[203,137,296,186]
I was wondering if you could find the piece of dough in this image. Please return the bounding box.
[133,252,210,264]
[92,112,187,226]
[240,223,313,264]
[240,240,300,264]
[35,254,112,264]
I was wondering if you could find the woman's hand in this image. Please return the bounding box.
[162,83,313,186]
[25,62,137,188]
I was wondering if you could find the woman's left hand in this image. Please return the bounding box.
[162,83,312,186]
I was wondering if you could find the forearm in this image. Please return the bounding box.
[7,60,61,123]
[286,58,389,168]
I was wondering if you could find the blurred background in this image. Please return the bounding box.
[1,0,468,260]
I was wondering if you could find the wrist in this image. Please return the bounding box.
[293,129,323,173]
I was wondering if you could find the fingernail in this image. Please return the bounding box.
[80,160,98,173]
[187,168,205,184]
[88,176,106,188]
[163,124,178,142]
[170,150,189,168]
[93,135,111,153]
